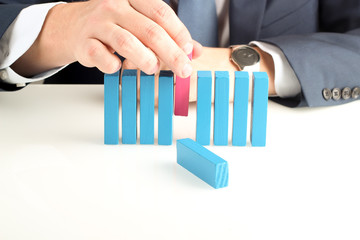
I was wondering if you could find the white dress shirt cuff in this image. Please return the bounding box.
[0,2,66,85]
[250,41,302,98]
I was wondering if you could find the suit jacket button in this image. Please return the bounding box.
[352,87,360,99]
[322,88,332,100]
[342,87,351,100]
[332,88,341,101]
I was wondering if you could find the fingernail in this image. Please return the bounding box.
[113,61,121,72]
[183,42,193,55]
[150,60,159,74]
[182,63,192,78]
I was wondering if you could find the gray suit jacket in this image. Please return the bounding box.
[1,0,360,107]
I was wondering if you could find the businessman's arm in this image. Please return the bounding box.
[11,0,200,78]
[263,0,360,107]
[0,2,33,90]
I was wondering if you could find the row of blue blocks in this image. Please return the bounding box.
[104,70,268,146]
[104,70,174,145]
[196,71,268,147]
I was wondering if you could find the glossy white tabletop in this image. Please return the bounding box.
[1,85,359,240]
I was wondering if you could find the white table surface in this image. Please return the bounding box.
[1,85,360,240]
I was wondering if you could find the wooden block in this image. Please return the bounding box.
[158,71,174,145]
[232,71,249,146]
[177,138,228,189]
[121,69,137,144]
[251,72,269,147]
[174,53,192,116]
[140,72,155,144]
[214,71,229,146]
[104,71,120,145]
[196,71,212,145]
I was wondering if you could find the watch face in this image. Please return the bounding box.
[232,46,260,67]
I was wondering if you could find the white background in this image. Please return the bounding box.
[1,85,360,240]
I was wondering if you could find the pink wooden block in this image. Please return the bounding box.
[174,53,192,116]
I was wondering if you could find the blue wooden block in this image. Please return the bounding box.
[158,71,174,145]
[214,71,229,146]
[177,138,228,189]
[196,71,212,146]
[251,72,269,147]
[140,72,155,144]
[104,71,120,145]
[232,71,249,146]
[121,69,137,144]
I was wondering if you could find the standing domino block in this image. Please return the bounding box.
[122,69,137,144]
[140,72,155,144]
[196,71,212,145]
[177,138,228,189]
[232,71,249,146]
[214,71,230,146]
[174,53,192,116]
[158,71,174,145]
[251,72,269,147]
[104,71,120,145]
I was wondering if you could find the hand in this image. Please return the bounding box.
[122,40,202,105]
[12,0,201,78]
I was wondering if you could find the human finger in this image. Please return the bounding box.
[102,23,160,75]
[192,40,203,59]
[122,58,138,70]
[77,38,121,74]
[118,10,192,78]
[129,0,193,55]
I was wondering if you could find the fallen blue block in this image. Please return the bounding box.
[177,138,229,189]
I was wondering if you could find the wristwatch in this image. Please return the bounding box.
[230,45,260,71]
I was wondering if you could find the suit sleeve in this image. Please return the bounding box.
[0,2,30,90]
[263,1,360,107]
[0,1,65,91]
[0,3,31,39]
